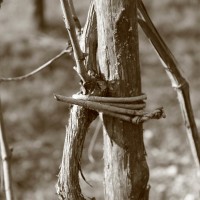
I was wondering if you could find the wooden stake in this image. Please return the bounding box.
[95,0,149,199]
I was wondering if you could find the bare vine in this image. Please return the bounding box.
[0,0,199,200]
[0,97,14,200]
[0,49,68,83]
[138,0,200,169]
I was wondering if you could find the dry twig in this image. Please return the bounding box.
[103,102,146,110]
[0,49,67,82]
[54,94,165,124]
[0,97,14,200]
[138,0,200,168]
[60,0,89,82]
[72,93,147,102]
[101,108,165,124]
[55,94,147,116]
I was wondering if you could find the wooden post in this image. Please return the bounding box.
[95,0,149,199]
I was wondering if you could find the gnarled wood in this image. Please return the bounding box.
[56,106,96,200]
[56,2,105,199]
[138,0,200,169]
[0,98,14,200]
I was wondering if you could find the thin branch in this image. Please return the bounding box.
[131,107,166,124]
[101,108,165,124]
[60,0,90,83]
[55,94,147,116]
[0,49,67,82]
[0,97,14,200]
[103,102,146,110]
[72,93,147,103]
[138,0,200,168]
[55,94,165,124]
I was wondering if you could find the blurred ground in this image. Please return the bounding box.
[0,0,200,200]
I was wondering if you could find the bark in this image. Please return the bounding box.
[0,99,14,200]
[56,106,97,200]
[56,3,106,199]
[138,1,200,168]
[95,0,149,199]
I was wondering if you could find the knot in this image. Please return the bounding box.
[54,93,166,124]
[131,107,166,124]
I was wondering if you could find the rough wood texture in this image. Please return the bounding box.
[56,106,96,200]
[95,0,149,199]
[60,0,89,83]
[56,2,106,199]
[0,98,14,200]
[138,0,200,169]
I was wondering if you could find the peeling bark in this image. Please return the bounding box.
[56,106,97,200]
[95,0,149,199]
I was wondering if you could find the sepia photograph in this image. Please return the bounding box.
[0,0,200,199]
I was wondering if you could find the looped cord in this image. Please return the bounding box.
[54,93,166,124]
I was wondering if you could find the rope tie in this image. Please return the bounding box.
[54,93,166,124]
